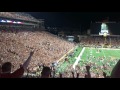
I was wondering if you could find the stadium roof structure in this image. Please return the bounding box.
[0,12,46,28]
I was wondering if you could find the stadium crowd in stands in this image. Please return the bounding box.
[0,12,120,78]
[0,25,120,78]
[0,25,75,78]
[80,36,120,48]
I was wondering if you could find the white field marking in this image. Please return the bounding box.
[92,48,120,50]
[73,47,85,70]
[90,47,92,56]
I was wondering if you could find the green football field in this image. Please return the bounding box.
[56,46,82,74]
[56,46,120,76]
[79,47,120,76]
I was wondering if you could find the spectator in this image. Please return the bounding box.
[103,72,110,78]
[0,51,34,78]
[71,71,75,78]
[85,65,91,78]
[111,60,120,78]
[0,27,75,74]
[76,73,79,78]
[59,73,63,78]
[41,66,51,78]
[0,65,1,74]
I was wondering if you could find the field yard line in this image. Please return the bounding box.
[73,47,85,70]
[104,48,120,50]
[93,48,120,50]
[90,47,92,56]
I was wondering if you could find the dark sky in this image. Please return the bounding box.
[27,12,120,29]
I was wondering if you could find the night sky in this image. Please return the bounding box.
[28,12,120,32]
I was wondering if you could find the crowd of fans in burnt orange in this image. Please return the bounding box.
[0,26,76,78]
[80,36,120,48]
[0,12,120,78]
[0,26,120,78]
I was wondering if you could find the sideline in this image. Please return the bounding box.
[73,47,85,70]
[57,46,77,63]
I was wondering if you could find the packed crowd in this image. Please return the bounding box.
[52,51,118,78]
[75,57,118,78]
[0,12,39,22]
[0,26,120,78]
[1,56,119,78]
[0,26,75,75]
[80,36,120,48]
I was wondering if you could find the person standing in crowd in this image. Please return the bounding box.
[0,51,34,78]
[41,66,51,78]
[111,60,120,78]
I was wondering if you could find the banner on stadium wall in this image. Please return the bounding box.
[0,19,35,26]
[0,19,22,24]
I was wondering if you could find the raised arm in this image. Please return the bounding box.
[85,65,91,78]
[71,71,75,78]
[22,51,34,70]
[103,72,107,78]
[111,60,120,78]
[76,73,79,78]
[59,73,63,78]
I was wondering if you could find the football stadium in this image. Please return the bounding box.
[0,12,120,78]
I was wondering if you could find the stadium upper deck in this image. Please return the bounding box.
[0,12,45,29]
[0,12,39,23]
